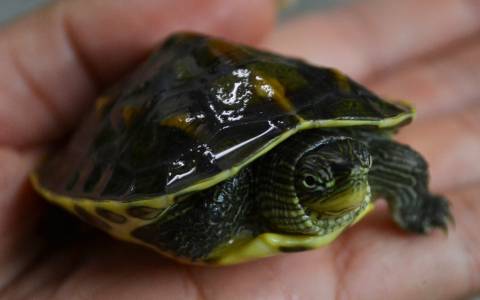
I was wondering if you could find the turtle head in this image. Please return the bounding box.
[294,137,372,233]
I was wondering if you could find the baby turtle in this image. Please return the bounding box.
[31,32,452,265]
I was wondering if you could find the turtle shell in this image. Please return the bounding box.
[33,32,413,206]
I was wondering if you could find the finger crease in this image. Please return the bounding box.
[182,267,207,300]
[333,237,354,300]
[363,0,480,81]
[7,43,65,130]
[59,9,100,95]
[340,6,385,77]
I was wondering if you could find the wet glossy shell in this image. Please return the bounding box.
[34,33,413,208]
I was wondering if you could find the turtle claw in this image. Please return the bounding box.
[437,220,449,235]
[447,209,455,226]
[425,195,454,234]
[440,207,455,234]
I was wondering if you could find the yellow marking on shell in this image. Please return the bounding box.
[160,114,197,135]
[331,68,351,93]
[30,173,175,212]
[209,203,374,265]
[30,173,180,256]
[253,71,304,122]
[121,106,141,127]
[95,96,113,117]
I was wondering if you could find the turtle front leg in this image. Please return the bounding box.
[131,168,254,261]
[368,139,453,233]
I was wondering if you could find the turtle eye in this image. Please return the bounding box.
[303,175,317,189]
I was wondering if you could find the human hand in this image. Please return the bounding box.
[1,0,479,299]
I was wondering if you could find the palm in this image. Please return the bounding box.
[1,1,479,299]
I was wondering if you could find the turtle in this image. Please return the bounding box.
[31,32,452,265]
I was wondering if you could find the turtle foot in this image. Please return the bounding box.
[395,194,453,234]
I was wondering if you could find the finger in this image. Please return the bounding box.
[0,148,45,289]
[0,0,276,146]
[447,183,480,295]
[261,0,480,79]
[368,38,480,118]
